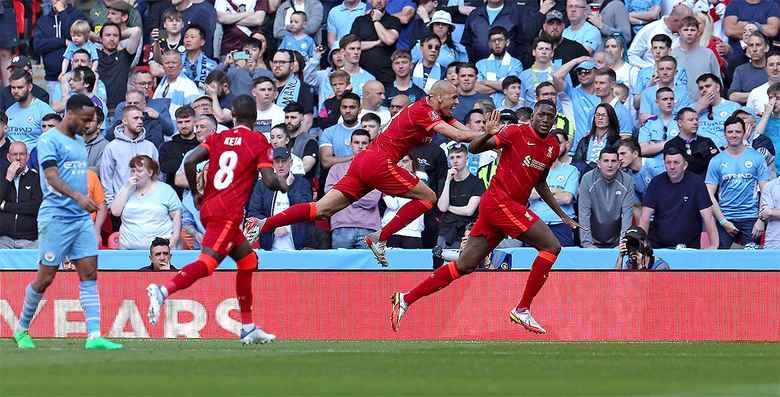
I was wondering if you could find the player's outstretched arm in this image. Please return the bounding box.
[433,120,482,143]
[183,145,210,202]
[259,167,289,193]
[467,111,502,154]
[42,165,98,213]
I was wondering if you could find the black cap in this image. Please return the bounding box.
[272,147,291,160]
[624,226,647,241]
[499,109,518,124]
[7,55,31,70]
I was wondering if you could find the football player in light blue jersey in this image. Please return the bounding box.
[638,87,679,175]
[13,94,123,350]
[695,74,742,149]
[6,70,55,150]
[705,116,770,249]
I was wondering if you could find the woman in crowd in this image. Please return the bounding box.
[110,155,182,250]
[573,103,621,174]
[411,11,468,67]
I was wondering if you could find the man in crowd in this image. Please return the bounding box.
[388,49,426,103]
[359,80,391,125]
[694,74,741,149]
[461,0,520,63]
[33,0,86,97]
[722,0,780,75]
[436,143,484,255]
[729,32,770,105]
[706,116,770,249]
[97,23,142,111]
[284,103,319,183]
[411,36,445,93]
[672,16,722,101]
[563,0,602,54]
[476,27,523,94]
[637,56,690,124]
[160,106,201,191]
[84,109,108,174]
[453,63,491,122]
[0,142,42,249]
[321,93,362,173]
[632,33,688,99]
[349,0,402,84]
[640,147,719,249]
[617,138,655,205]
[108,90,175,148]
[327,0,367,47]
[180,25,217,90]
[168,0,218,58]
[627,4,691,68]
[252,76,285,137]
[638,87,679,175]
[519,38,559,109]
[215,0,268,55]
[153,50,201,118]
[747,51,780,114]
[6,70,55,151]
[543,10,589,85]
[590,68,633,135]
[554,57,599,150]
[663,107,720,177]
[138,237,177,271]
[0,56,49,111]
[272,49,315,132]
[578,146,636,248]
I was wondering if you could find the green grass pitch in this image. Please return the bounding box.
[1,340,778,396]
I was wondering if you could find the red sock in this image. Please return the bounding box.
[236,270,254,325]
[164,260,210,296]
[404,261,462,305]
[379,199,433,242]
[260,202,317,233]
[516,251,557,310]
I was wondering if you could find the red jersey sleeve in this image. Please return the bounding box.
[413,103,446,132]
[493,125,519,149]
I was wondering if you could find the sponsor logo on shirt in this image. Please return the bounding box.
[522,155,547,171]
[744,160,753,169]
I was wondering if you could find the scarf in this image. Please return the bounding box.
[183,52,210,88]
[483,52,513,81]
[277,74,301,107]
[412,62,443,92]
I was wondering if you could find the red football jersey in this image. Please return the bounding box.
[368,97,457,162]
[484,124,560,205]
[200,126,273,221]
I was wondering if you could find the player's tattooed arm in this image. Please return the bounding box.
[184,146,210,206]
[259,167,289,193]
[42,166,98,212]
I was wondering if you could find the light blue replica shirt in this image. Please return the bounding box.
[327,1,367,43]
[562,22,602,52]
[705,147,769,219]
[697,100,742,149]
[634,66,688,95]
[764,117,780,174]
[280,33,317,58]
[519,64,565,108]
[638,84,691,118]
[320,122,359,157]
[529,163,579,224]
[36,128,90,220]
[476,53,523,85]
[564,83,600,153]
[638,115,679,175]
[6,98,56,150]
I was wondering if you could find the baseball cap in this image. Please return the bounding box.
[545,10,564,23]
[623,226,647,241]
[7,55,31,70]
[499,109,518,124]
[272,147,291,160]
[575,60,597,71]
[107,0,133,14]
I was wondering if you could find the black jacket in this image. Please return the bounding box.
[246,176,313,250]
[0,167,43,240]
[159,134,200,193]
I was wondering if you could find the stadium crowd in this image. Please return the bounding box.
[2,0,780,258]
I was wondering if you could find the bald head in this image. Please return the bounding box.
[363,80,386,110]
[670,4,692,18]
[429,80,457,97]
[7,141,29,167]
[428,80,459,117]
[389,94,410,116]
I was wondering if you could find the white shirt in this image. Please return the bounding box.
[153,74,202,118]
[256,104,285,139]
[380,171,427,238]
[747,82,770,115]
[358,107,391,126]
[627,18,678,69]
[271,190,296,250]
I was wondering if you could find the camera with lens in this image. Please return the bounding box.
[621,226,649,270]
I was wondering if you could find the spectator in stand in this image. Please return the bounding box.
[114,70,173,131]
[350,0,402,84]
[318,70,351,130]
[453,63,491,122]
[519,38,560,109]
[203,70,238,126]
[572,103,620,173]
[111,155,182,250]
[389,94,410,116]
[359,80,391,125]
[321,93,362,173]
[563,0,602,54]
[60,20,99,77]
[388,49,427,103]
[326,129,383,248]
[252,76,285,137]
[41,114,62,134]
[461,0,516,63]
[109,90,175,148]
[215,0,269,55]
[528,129,580,246]
[359,112,381,139]
[382,153,427,248]
[411,35,446,93]
[270,124,306,175]
[153,50,202,118]
[150,9,186,64]
[494,75,523,112]
[603,34,638,92]
[219,37,274,99]
[476,27,523,95]
[6,70,55,151]
[694,74,741,149]
[179,25,218,90]
[279,11,318,58]
[578,146,636,248]
[101,106,160,206]
[33,0,86,97]
[664,107,719,177]
[554,57,600,150]
[747,52,780,115]
[284,103,319,181]
[246,147,313,250]
[272,49,315,131]
[0,114,10,169]
[706,116,770,249]
[722,0,780,78]
[640,146,719,249]
[327,0,368,47]
[323,34,375,103]
[614,226,669,270]
[672,16,721,101]
[626,0,661,34]
[638,87,679,175]
[588,0,632,41]
[536,81,575,142]
[544,10,589,85]
[83,110,107,174]
[617,137,655,205]
[138,238,177,271]
[274,0,324,40]
[81,0,142,32]
[627,4,691,69]
[168,0,219,59]
[589,68,633,136]
[632,33,688,98]
[728,32,769,105]
[0,56,50,112]
[97,23,142,111]
[52,67,109,126]
[637,55,690,124]
[410,11,468,68]
[389,0,420,50]
[0,142,42,249]
[436,143,484,251]
[160,106,201,191]
[760,171,780,248]
[754,92,780,175]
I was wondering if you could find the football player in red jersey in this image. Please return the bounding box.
[390,100,581,334]
[250,80,496,266]
[146,95,289,345]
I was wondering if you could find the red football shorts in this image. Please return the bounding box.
[469,195,541,248]
[200,216,247,257]
[333,150,420,201]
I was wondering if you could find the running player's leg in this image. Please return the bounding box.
[163,246,225,297]
[377,181,436,242]
[229,240,275,344]
[258,188,354,233]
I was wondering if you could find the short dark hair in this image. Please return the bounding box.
[206,70,229,86]
[464,108,484,124]
[696,73,722,87]
[502,75,521,90]
[680,16,699,29]
[768,81,780,96]
[532,37,555,50]
[284,102,304,114]
[657,55,677,67]
[184,24,206,40]
[99,23,121,37]
[252,76,275,87]
[150,237,171,254]
[72,66,97,91]
[42,113,63,123]
[65,94,96,113]
[534,99,556,110]
[723,115,745,131]
[618,137,641,156]
[663,146,684,159]
[676,107,697,121]
[244,37,264,50]
[271,123,288,135]
[340,92,361,106]
[768,50,780,61]
[535,81,556,97]
[421,33,441,46]
[599,145,619,159]
[72,48,91,60]
[232,94,258,126]
[291,10,307,20]
[351,128,371,140]
[9,69,32,85]
[594,67,617,81]
[94,107,105,124]
[650,33,672,48]
[360,112,381,125]
[456,62,477,75]
[339,33,361,49]
[175,105,196,119]
[0,113,8,125]
[656,86,674,97]
[516,107,533,122]
[488,26,508,39]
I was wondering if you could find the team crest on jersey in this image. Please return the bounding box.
[557,175,565,183]
[745,160,753,169]
[546,146,554,159]
[429,111,440,122]
[522,155,547,171]
[27,116,34,123]
[524,211,533,221]
[44,251,55,262]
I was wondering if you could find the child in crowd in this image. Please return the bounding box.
[279,11,316,59]
[318,70,351,129]
[61,20,99,77]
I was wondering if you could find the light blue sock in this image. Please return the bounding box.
[79,280,101,338]
[16,284,43,332]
